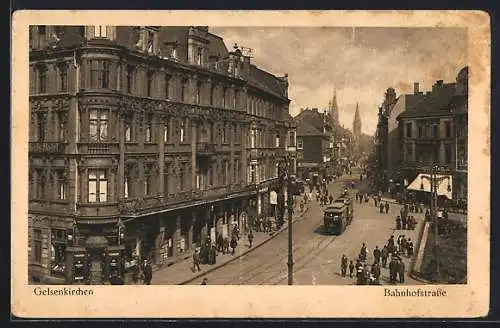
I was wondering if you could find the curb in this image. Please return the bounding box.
[178,206,311,285]
[409,220,432,283]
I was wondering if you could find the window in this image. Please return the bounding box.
[56,170,67,200]
[58,112,67,142]
[444,144,452,164]
[36,112,47,142]
[124,118,132,142]
[432,124,439,138]
[58,64,68,92]
[90,60,110,89]
[126,66,135,94]
[210,84,215,105]
[94,25,108,38]
[88,170,107,203]
[234,159,239,183]
[275,134,280,148]
[445,121,452,138]
[89,109,108,141]
[289,131,296,147]
[35,169,45,199]
[250,129,256,148]
[163,121,169,143]
[297,138,304,149]
[180,119,185,143]
[145,115,153,142]
[51,229,67,270]
[250,164,256,183]
[197,47,203,65]
[233,90,237,108]
[405,122,412,138]
[222,124,227,144]
[181,79,187,102]
[147,71,154,97]
[147,31,154,54]
[222,161,228,185]
[196,82,202,105]
[222,88,227,108]
[38,67,47,93]
[33,229,42,263]
[418,125,423,138]
[124,165,134,198]
[164,74,171,99]
[124,173,130,198]
[144,164,155,195]
[234,63,239,77]
[164,164,170,195]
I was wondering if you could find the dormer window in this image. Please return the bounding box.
[171,46,178,60]
[147,31,154,54]
[197,47,203,66]
[94,26,108,38]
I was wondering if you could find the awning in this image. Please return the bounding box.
[406,173,453,199]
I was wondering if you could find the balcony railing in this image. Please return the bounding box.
[29,142,66,154]
[78,142,119,154]
[196,142,216,156]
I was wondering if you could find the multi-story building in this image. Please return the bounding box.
[28,25,290,284]
[396,67,468,202]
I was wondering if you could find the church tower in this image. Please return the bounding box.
[353,102,362,138]
[329,88,340,127]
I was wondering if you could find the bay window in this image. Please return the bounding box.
[90,60,110,89]
[94,25,108,38]
[89,109,108,142]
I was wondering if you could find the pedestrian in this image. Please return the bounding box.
[402,214,407,230]
[371,261,381,285]
[379,202,384,214]
[141,259,153,285]
[355,259,363,283]
[341,254,348,277]
[192,249,201,272]
[217,233,224,253]
[396,216,402,230]
[420,202,424,213]
[223,237,229,255]
[425,209,431,221]
[385,202,389,214]
[248,230,254,248]
[407,239,414,257]
[209,245,217,265]
[329,194,334,205]
[389,257,397,284]
[401,235,407,255]
[373,246,381,264]
[201,278,208,285]
[362,264,370,285]
[381,245,388,268]
[398,259,406,283]
[374,196,378,207]
[397,235,403,253]
[230,235,237,255]
[348,260,355,278]
[359,242,368,262]
[388,235,395,254]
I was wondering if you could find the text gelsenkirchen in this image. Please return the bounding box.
[33,287,94,296]
[384,288,447,297]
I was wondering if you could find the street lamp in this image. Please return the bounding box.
[420,164,452,281]
[279,155,295,285]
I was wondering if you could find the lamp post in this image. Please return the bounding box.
[420,164,451,281]
[279,155,295,285]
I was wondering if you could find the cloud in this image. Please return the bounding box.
[210,26,467,135]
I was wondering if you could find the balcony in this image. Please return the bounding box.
[196,142,216,157]
[29,142,66,154]
[78,142,119,155]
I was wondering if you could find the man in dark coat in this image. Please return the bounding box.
[371,261,381,284]
[398,259,406,283]
[230,235,237,255]
[248,230,254,248]
[402,214,407,230]
[209,245,217,265]
[389,257,398,284]
[141,259,153,285]
[385,202,390,214]
[217,233,224,253]
[396,216,402,230]
[379,202,384,213]
[192,249,201,272]
[341,254,348,277]
[381,245,389,268]
[348,260,355,278]
[373,246,381,264]
[329,194,334,204]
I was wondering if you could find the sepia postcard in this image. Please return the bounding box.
[11,10,490,318]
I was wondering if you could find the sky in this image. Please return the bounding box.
[210,27,467,136]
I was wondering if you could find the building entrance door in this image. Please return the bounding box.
[88,252,103,285]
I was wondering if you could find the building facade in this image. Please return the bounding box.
[396,67,468,203]
[28,25,290,284]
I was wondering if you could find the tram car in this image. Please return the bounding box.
[323,202,349,235]
[335,196,354,225]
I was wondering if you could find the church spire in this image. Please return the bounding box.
[353,102,362,138]
[330,88,340,126]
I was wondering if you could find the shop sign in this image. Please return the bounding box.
[270,191,278,205]
[210,227,216,244]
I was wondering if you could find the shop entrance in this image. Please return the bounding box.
[88,250,104,285]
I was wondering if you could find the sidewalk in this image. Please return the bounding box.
[151,202,311,285]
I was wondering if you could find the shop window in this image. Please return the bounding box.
[33,229,42,263]
[88,169,107,203]
[89,109,108,142]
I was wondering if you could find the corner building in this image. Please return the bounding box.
[28,26,291,284]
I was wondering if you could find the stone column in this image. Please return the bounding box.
[173,215,181,258]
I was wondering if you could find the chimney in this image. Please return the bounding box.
[413,82,419,94]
